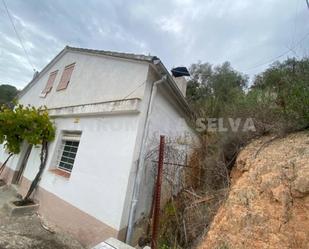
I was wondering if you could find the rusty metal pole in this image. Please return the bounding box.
[151,135,165,249]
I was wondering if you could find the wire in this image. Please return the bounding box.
[244,51,290,72]
[243,31,309,72]
[121,80,147,100]
[2,0,36,72]
[306,0,309,9]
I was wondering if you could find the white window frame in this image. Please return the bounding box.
[56,132,81,173]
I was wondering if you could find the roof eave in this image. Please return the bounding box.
[153,61,194,118]
[66,46,157,63]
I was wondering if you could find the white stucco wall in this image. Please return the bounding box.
[134,85,198,222]
[0,145,21,172]
[19,51,149,108]
[117,69,155,230]
[1,114,140,230]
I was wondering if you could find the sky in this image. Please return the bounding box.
[0,0,309,89]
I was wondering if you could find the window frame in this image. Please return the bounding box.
[56,131,81,174]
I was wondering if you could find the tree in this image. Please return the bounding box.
[0,84,18,105]
[0,104,55,202]
[252,57,309,128]
[186,61,248,117]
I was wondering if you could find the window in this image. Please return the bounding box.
[57,132,81,173]
[41,70,58,97]
[56,63,75,91]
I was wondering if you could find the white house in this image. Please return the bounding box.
[0,46,197,247]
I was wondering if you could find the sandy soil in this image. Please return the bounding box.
[198,131,309,249]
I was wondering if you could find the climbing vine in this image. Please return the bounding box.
[0,104,55,201]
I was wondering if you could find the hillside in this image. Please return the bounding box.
[198,131,309,249]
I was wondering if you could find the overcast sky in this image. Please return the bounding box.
[0,0,308,89]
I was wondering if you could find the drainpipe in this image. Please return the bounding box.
[125,75,167,244]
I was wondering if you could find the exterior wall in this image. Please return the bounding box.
[117,66,155,231]
[172,76,187,97]
[0,142,30,181]
[0,144,21,172]
[30,115,139,229]
[112,67,198,243]
[134,84,198,224]
[19,51,149,108]
[0,113,141,246]
[18,176,119,247]
[0,165,15,184]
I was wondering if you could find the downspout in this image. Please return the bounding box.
[125,74,167,244]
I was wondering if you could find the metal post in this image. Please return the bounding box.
[151,135,165,249]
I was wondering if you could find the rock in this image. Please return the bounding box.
[293,173,309,194]
[198,131,309,249]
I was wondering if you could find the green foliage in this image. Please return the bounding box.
[0,104,55,154]
[186,57,309,190]
[251,57,309,130]
[159,244,171,249]
[188,57,309,134]
[0,84,18,105]
[165,202,177,216]
[187,61,248,118]
[158,201,180,249]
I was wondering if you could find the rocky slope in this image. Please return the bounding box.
[198,131,309,249]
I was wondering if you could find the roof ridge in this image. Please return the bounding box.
[66,46,157,62]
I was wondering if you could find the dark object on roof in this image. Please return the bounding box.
[171,67,190,77]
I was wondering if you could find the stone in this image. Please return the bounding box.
[293,174,309,194]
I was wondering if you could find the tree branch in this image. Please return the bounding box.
[0,153,13,176]
[24,141,48,201]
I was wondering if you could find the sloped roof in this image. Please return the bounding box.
[66,46,158,63]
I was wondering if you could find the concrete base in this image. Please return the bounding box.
[4,201,39,217]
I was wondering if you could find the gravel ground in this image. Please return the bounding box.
[0,186,85,249]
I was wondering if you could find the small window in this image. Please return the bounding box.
[56,63,75,91]
[41,70,58,97]
[56,132,81,173]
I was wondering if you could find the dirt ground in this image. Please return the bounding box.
[198,131,309,249]
[0,186,85,249]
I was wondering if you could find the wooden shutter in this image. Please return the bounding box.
[41,70,58,95]
[56,63,75,91]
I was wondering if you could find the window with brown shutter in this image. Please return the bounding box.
[41,70,58,97]
[56,63,75,91]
